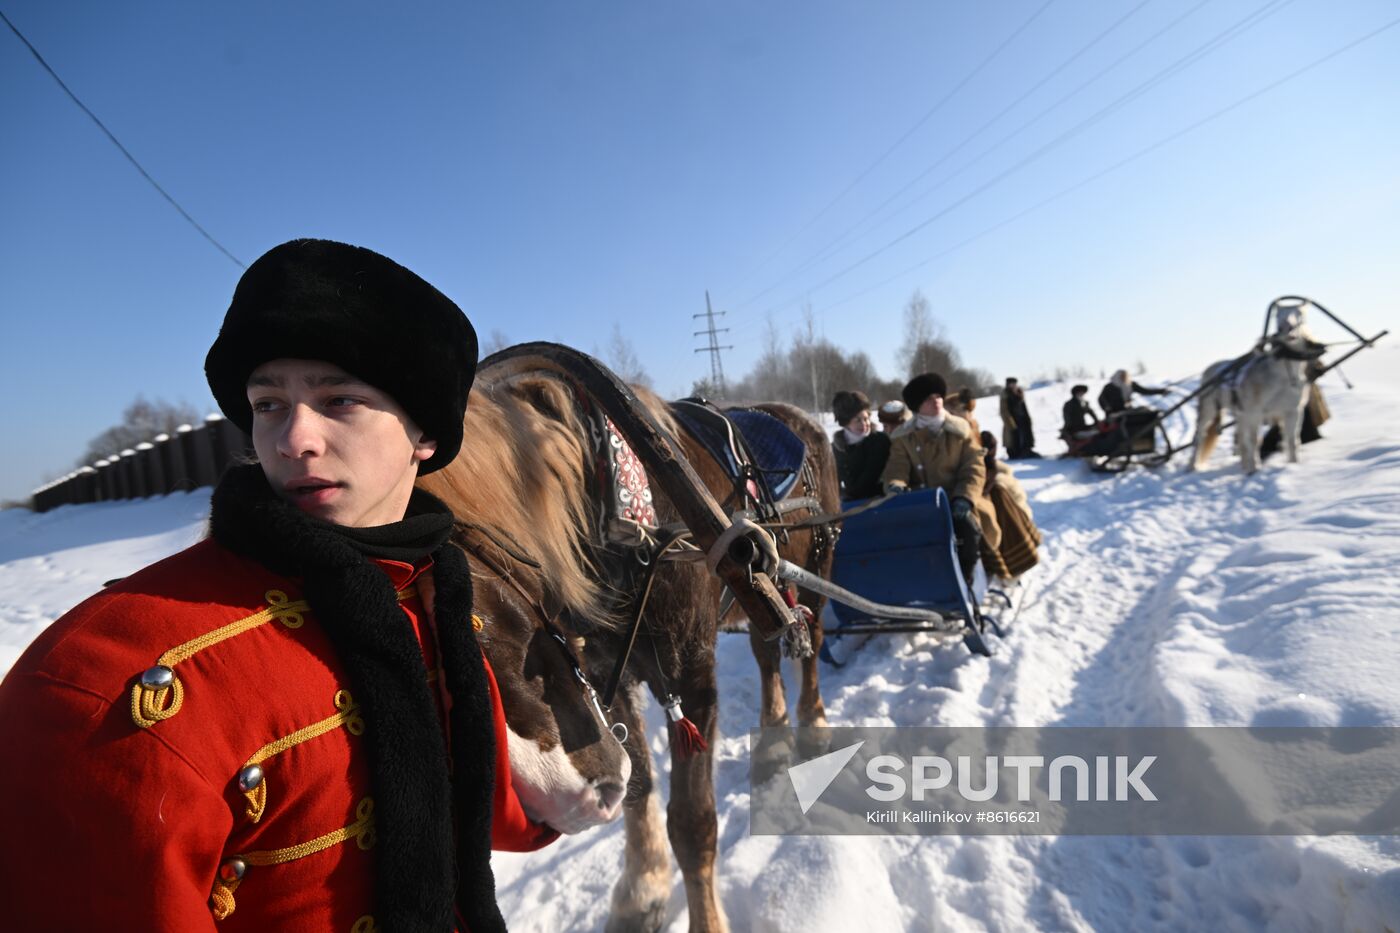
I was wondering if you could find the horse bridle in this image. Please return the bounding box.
[455,524,629,746]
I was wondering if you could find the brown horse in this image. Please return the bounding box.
[585,399,839,933]
[421,375,839,932]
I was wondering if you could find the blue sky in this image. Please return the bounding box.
[3,0,1397,501]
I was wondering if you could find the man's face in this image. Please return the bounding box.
[246,359,437,528]
[918,394,944,417]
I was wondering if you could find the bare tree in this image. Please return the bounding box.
[604,323,652,388]
[78,396,203,466]
[721,290,995,410]
[480,328,512,357]
[897,290,942,377]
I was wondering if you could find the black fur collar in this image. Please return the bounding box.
[210,465,505,933]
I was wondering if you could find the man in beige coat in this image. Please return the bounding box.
[882,372,1002,583]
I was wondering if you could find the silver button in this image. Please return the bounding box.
[237,765,264,792]
[218,858,247,883]
[140,665,174,689]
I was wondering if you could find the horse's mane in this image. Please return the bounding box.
[418,372,679,628]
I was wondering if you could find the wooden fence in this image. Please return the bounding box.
[29,415,253,513]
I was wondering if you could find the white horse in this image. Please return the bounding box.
[1191,303,1326,474]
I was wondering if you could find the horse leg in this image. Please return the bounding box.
[666,674,728,933]
[1192,393,1218,469]
[791,584,831,761]
[795,587,829,730]
[1237,411,1259,474]
[747,617,788,729]
[1282,403,1303,463]
[607,686,672,933]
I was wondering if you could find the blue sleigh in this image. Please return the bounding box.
[819,488,993,663]
[671,401,995,662]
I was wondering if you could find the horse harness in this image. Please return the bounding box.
[1221,333,1328,406]
[453,523,629,746]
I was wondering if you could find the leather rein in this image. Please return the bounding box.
[453,523,629,745]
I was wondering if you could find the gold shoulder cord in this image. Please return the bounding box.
[130,586,418,729]
[129,589,309,729]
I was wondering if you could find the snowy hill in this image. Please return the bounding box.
[3,342,1398,931]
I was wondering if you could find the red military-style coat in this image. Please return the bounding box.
[0,537,556,932]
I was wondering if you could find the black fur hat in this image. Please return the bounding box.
[205,239,477,474]
[901,372,948,412]
[831,390,871,427]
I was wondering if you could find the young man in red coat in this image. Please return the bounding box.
[0,239,555,931]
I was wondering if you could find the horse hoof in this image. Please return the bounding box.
[795,724,834,760]
[750,729,797,786]
[605,900,667,933]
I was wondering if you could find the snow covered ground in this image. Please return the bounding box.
[3,342,1398,931]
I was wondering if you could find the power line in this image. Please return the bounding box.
[735,0,1166,315]
[720,0,1059,307]
[747,0,1297,326]
[806,11,1400,323]
[1,9,246,269]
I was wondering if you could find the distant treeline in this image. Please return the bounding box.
[694,290,996,410]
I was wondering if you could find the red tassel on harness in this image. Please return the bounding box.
[663,696,708,759]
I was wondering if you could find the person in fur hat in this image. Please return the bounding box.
[1062,384,1099,439]
[831,390,892,501]
[0,239,555,932]
[944,386,982,440]
[881,372,1001,584]
[877,398,911,432]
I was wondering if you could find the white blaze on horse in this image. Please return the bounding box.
[1191,300,1327,474]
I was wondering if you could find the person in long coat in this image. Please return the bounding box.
[1000,377,1038,458]
[882,373,1001,583]
[978,431,1043,580]
[0,240,555,932]
[831,389,891,500]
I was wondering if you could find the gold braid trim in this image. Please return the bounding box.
[131,586,418,729]
[210,874,240,921]
[209,798,375,921]
[351,916,379,933]
[130,589,309,729]
[239,690,364,823]
[247,796,377,864]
